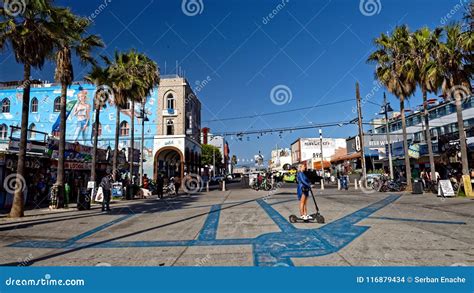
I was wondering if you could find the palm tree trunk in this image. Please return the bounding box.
[113,105,120,181]
[91,101,100,183]
[455,95,469,175]
[400,98,412,191]
[9,63,31,218]
[422,88,436,184]
[55,83,68,208]
[129,101,135,184]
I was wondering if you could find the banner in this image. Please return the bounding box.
[0,267,472,293]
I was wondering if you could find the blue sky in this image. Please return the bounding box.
[0,0,470,163]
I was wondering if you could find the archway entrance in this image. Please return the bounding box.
[154,146,184,181]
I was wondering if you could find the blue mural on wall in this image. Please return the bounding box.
[0,84,159,174]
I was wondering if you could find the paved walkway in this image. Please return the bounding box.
[0,185,473,266]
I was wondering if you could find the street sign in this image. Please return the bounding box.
[438,180,455,197]
[355,135,361,152]
[462,175,473,197]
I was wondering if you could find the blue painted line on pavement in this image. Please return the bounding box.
[65,214,135,243]
[368,216,466,225]
[197,205,221,241]
[6,195,402,267]
[256,199,296,232]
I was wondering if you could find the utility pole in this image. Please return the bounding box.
[356,83,367,186]
[383,93,394,180]
[319,128,324,175]
[212,146,216,178]
[139,103,148,186]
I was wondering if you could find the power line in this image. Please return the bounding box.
[202,99,354,123]
[212,120,356,137]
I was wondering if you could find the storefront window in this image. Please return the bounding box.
[54,97,61,112]
[1,98,10,113]
[120,121,129,136]
[0,124,7,139]
[31,97,38,113]
[166,94,175,110]
[166,120,174,135]
[28,123,36,139]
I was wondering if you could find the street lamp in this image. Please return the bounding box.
[319,128,324,176]
[137,104,149,186]
[378,93,394,180]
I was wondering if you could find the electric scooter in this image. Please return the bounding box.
[289,188,325,223]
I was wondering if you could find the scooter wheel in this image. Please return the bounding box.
[289,215,298,223]
[315,213,325,224]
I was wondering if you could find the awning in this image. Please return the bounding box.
[313,161,331,169]
[331,152,361,162]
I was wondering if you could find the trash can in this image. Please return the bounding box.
[412,180,423,194]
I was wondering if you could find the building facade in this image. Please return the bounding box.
[153,76,202,180]
[0,75,202,184]
[291,138,346,169]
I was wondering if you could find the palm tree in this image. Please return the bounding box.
[106,51,132,181]
[410,27,443,185]
[125,52,160,186]
[107,51,159,190]
[438,24,473,175]
[0,1,57,217]
[84,64,111,184]
[368,25,417,191]
[52,8,103,207]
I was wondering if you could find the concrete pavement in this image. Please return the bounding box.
[0,184,473,266]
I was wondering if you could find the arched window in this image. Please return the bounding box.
[0,124,8,139]
[92,122,102,137]
[54,96,61,112]
[166,93,175,110]
[120,121,129,136]
[28,123,36,139]
[31,97,38,113]
[1,98,10,113]
[166,120,174,135]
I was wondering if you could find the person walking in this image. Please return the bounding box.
[156,173,164,199]
[296,164,312,220]
[174,176,181,196]
[100,173,113,212]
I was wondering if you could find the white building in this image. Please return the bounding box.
[269,148,292,171]
[291,138,346,169]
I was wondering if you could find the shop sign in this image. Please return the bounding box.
[462,175,473,197]
[438,180,455,197]
[408,144,420,159]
